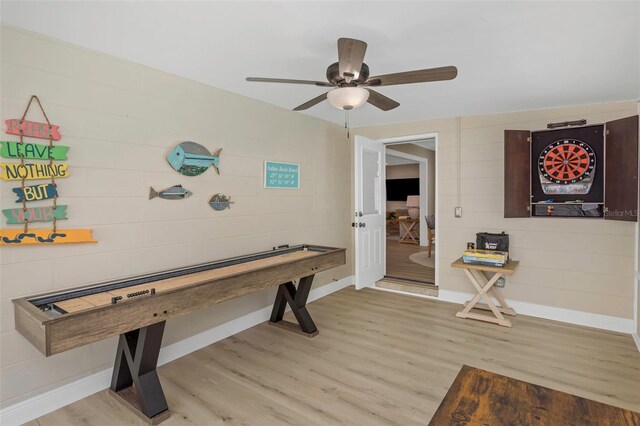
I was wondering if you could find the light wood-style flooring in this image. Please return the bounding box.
[386,238,435,283]
[28,287,640,425]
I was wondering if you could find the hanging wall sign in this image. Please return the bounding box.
[12,183,58,203]
[0,229,95,245]
[0,163,69,181]
[0,141,69,160]
[3,206,68,224]
[264,161,300,189]
[5,119,61,140]
[2,95,94,246]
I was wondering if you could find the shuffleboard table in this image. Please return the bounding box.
[13,244,346,423]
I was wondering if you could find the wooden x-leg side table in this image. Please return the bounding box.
[450,257,519,327]
[398,218,419,244]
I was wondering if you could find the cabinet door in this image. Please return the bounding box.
[604,115,639,222]
[504,130,531,218]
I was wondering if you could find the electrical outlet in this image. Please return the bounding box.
[455,207,462,218]
[495,277,506,288]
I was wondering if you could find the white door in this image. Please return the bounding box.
[354,135,385,289]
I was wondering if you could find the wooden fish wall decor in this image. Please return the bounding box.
[1,141,69,160]
[149,185,193,200]
[5,119,62,140]
[1,163,69,181]
[3,206,68,224]
[167,141,222,176]
[1,95,95,246]
[209,194,234,211]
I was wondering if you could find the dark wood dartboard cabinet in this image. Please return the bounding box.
[504,115,639,221]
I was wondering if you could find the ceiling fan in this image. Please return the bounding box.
[246,37,458,112]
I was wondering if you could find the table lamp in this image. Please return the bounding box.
[406,195,420,219]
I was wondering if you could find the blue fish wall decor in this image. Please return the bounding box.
[167,141,222,176]
[209,193,234,211]
[149,185,193,200]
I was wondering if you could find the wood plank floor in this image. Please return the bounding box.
[28,287,640,426]
[386,238,435,283]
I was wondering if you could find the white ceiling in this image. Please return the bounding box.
[2,1,638,127]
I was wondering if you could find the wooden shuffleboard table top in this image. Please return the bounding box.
[429,365,640,425]
[15,244,346,356]
[54,250,319,313]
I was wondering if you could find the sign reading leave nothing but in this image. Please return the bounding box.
[264,161,300,189]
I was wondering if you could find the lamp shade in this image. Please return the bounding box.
[406,195,420,208]
[327,87,370,110]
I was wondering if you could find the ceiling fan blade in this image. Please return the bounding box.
[246,77,333,87]
[338,38,367,83]
[366,89,400,111]
[366,66,458,87]
[293,92,328,111]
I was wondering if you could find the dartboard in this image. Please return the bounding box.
[538,139,595,184]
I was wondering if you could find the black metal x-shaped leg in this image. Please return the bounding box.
[110,321,170,423]
[269,274,318,337]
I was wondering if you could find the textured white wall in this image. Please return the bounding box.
[357,101,638,319]
[0,26,352,407]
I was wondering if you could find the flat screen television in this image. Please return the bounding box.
[386,178,419,201]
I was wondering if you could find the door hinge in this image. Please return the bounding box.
[606,129,610,135]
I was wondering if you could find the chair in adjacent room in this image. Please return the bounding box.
[426,215,436,257]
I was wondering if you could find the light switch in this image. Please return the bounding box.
[455,207,462,218]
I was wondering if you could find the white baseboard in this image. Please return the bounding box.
[0,276,354,426]
[370,286,634,334]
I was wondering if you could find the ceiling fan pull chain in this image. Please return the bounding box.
[345,109,350,139]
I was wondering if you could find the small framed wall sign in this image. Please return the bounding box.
[264,161,300,189]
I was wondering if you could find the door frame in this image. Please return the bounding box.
[378,132,439,286]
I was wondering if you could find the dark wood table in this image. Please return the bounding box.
[430,365,640,425]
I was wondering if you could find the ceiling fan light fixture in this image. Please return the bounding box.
[327,87,369,110]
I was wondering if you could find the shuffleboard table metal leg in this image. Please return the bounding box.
[109,321,170,424]
[268,275,319,337]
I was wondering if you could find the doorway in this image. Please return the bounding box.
[384,145,435,285]
[353,133,439,292]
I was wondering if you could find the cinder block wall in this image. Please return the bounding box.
[0,26,353,408]
[357,101,638,318]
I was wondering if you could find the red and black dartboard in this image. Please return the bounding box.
[538,139,595,184]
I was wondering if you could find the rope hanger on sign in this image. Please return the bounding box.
[18,95,58,234]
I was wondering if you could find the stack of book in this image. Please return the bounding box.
[462,249,509,267]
